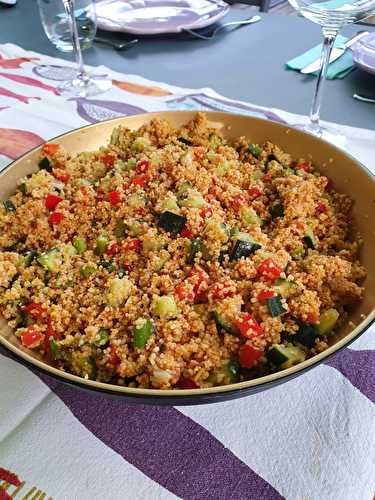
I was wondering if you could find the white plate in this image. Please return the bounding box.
[95,0,230,35]
[351,33,375,76]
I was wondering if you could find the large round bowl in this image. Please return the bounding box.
[0,112,374,405]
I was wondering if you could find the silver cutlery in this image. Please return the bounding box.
[183,15,261,40]
[301,31,369,74]
[353,93,375,103]
[94,37,139,51]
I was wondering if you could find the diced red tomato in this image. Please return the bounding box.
[107,243,121,256]
[180,227,194,239]
[124,239,142,252]
[211,282,235,300]
[175,282,195,303]
[238,343,263,368]
[21,302,47,321]
[176,378,198,389]
[257,258,282,283]
[234,313,263,339]
[48,212,63,225]
[108,190,121,206]
[230,193,247,210]
[135,207,146,216]
[131,173,150,188]
[44,193,63,211]
[108,345,121,366]
[296,160,310,173]
[187,268,209,303]
[42,143,59,156]
[257,290,275,301]
[95,187,104,201]
[248,185,262,199]
[21,326,44,348]
[54,170,70,184]
[306,312,319,324]
[193,147,205,161]
[316,201,327,214]
[102,154,115,169]
[136,159,149,174]
[200,207,213,219]
[46,319,59,339]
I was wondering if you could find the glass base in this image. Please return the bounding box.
[293,122,347,149]
[58,74,112,97]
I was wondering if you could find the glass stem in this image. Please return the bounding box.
[63,0,90,84]
[309,29,338,133]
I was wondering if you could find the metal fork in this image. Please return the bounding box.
[183,15,261,40]
[353,93,375,104]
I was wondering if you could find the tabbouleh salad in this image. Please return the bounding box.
[0,113,365,389]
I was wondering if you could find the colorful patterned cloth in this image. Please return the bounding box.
[0,44,374,500]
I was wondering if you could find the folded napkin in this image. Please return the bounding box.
[286,34,355,79]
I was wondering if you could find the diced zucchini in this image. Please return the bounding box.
[24,250,38,267]
[114,219,127,239]
[3,200,15,212]
[248,144,262,158]
[96,329,109,348]
[19,183,27,194]
[240,206,262,226]
[187,239,201,264]
[107,277,132,307]
[142,235,166,252]
[99,260,115,272]
[128,194,146,209]
[292,322,318,348]
[291,245,305,260]
[158,211,186,234]
[160,197,180,213]
[128,220,147,237]
[152,295,178,319]
[72,236,87,254]
[211,311,239,336]
[124,159,137,171]
[207,359,240,385]
[267,344,306,368]
[131,136,150,152]
[270,203,284,219]
[178,136,192,146]
[315,308,339,336]
[205,221,230,242]
[49,339,61,360]
[216,160,230,177]
[37,248,61,272]
[38,157,52,172]
[267,296,286,317]
[230,240,261,261]
[303,227,316,249]
[275,278,293,298]
[179,191,206,208]
[80,265,96,277]
[251,169,263,181]
[95,235,109,256]
[133,319,153,348]
[177,182,193,197]
[153,250,171,271]
[230,228,251,242]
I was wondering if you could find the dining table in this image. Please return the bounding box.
[0,2,374,500]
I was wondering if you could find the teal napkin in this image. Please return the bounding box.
[286,35,355,79]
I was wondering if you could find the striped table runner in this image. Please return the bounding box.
[0,43,374,500]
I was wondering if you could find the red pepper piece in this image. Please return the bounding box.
[136,159,149,174]
[234,313,263,339]
[107,243,121,256]
[108,345,121,366]
[230,193,247,210]
[296,160,310,172]
[44,193,63,211]
[315,201,327,214]
[180,227,194,239]
[102,154,115,169]
[257,258,282,283]
[238,343,263,368]
[54,170,70,183]
[248,185,262,199]
[42,143,59,155]
[131,173,150,188]
[108,190,121,206]
[124,239,142,252]
[21,302,47,321]
[175,282,195,303]
[48,212,63,225]
[257,290,275,301]
[200,207,213,219]
[211,282,234,299]
[20,326,44,348]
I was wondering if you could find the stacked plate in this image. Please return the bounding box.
[95,0,230,35]
[352,32,375,75]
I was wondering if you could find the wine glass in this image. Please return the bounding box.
[287,0,375,145]
[37,0,112,97]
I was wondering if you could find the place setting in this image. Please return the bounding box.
[0,1,374,499]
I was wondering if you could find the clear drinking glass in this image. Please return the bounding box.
[37,0,112,97]
[287,0,375,144]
